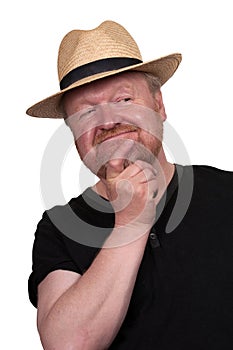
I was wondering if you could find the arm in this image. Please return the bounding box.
[38,232,149,350]
[38,160,157,350]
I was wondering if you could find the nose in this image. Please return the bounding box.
[97,103,119,130]
[100,122,120,131]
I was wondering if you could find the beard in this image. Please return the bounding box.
[79,124,163,179]
[72,104,164,179]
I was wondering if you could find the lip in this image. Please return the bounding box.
[96,130,138,145]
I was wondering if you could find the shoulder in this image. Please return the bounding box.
[46,187,114,226]
[39,187,114,248]
[191,164,233,179]
[181,164,233,206]
[191,164,233,193]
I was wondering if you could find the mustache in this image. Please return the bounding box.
[83,138,157,178]
[94,124,138,145]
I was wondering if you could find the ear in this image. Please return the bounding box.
[154,90,167,121]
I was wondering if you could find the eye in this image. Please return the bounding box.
[78,107,96,120]
[117,97,132,104]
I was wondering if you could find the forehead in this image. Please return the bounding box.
[63,71,148,105]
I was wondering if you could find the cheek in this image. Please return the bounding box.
[74,131,95,159]
[139,125,163,145]
[75,139,85,160]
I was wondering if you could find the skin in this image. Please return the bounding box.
[64,72,174,198]
[37,72,175,349]
[65,72,164,163]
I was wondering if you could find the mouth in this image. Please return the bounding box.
[94,125,138,145]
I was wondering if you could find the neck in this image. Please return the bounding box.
[92,148,175,200]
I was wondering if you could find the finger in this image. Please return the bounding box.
[121,160,157,181]
[106,140,134,180]
[120,166,155,184]
[134,160,157,176]
[106,159,125,180]
[136,167,157,183]
[147,178,159,198]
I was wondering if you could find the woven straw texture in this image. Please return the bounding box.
[27,21,182,118]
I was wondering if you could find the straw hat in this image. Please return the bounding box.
[26,20,182,119]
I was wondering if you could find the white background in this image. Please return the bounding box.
[1,0,233,348]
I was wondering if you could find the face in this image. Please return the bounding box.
[63,72,167,178]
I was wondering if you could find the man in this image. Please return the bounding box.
[27,21,233,349]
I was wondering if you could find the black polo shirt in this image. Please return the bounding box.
[28,165,233,349]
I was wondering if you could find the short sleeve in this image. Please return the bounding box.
[28,211,82,308]
[28,189,114,308]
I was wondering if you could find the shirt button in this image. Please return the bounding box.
[149,231,160,248]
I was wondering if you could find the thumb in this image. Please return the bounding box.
[106,159,125,180]
[106,139,135,180]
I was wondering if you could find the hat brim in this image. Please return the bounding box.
[26,53,181,119]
